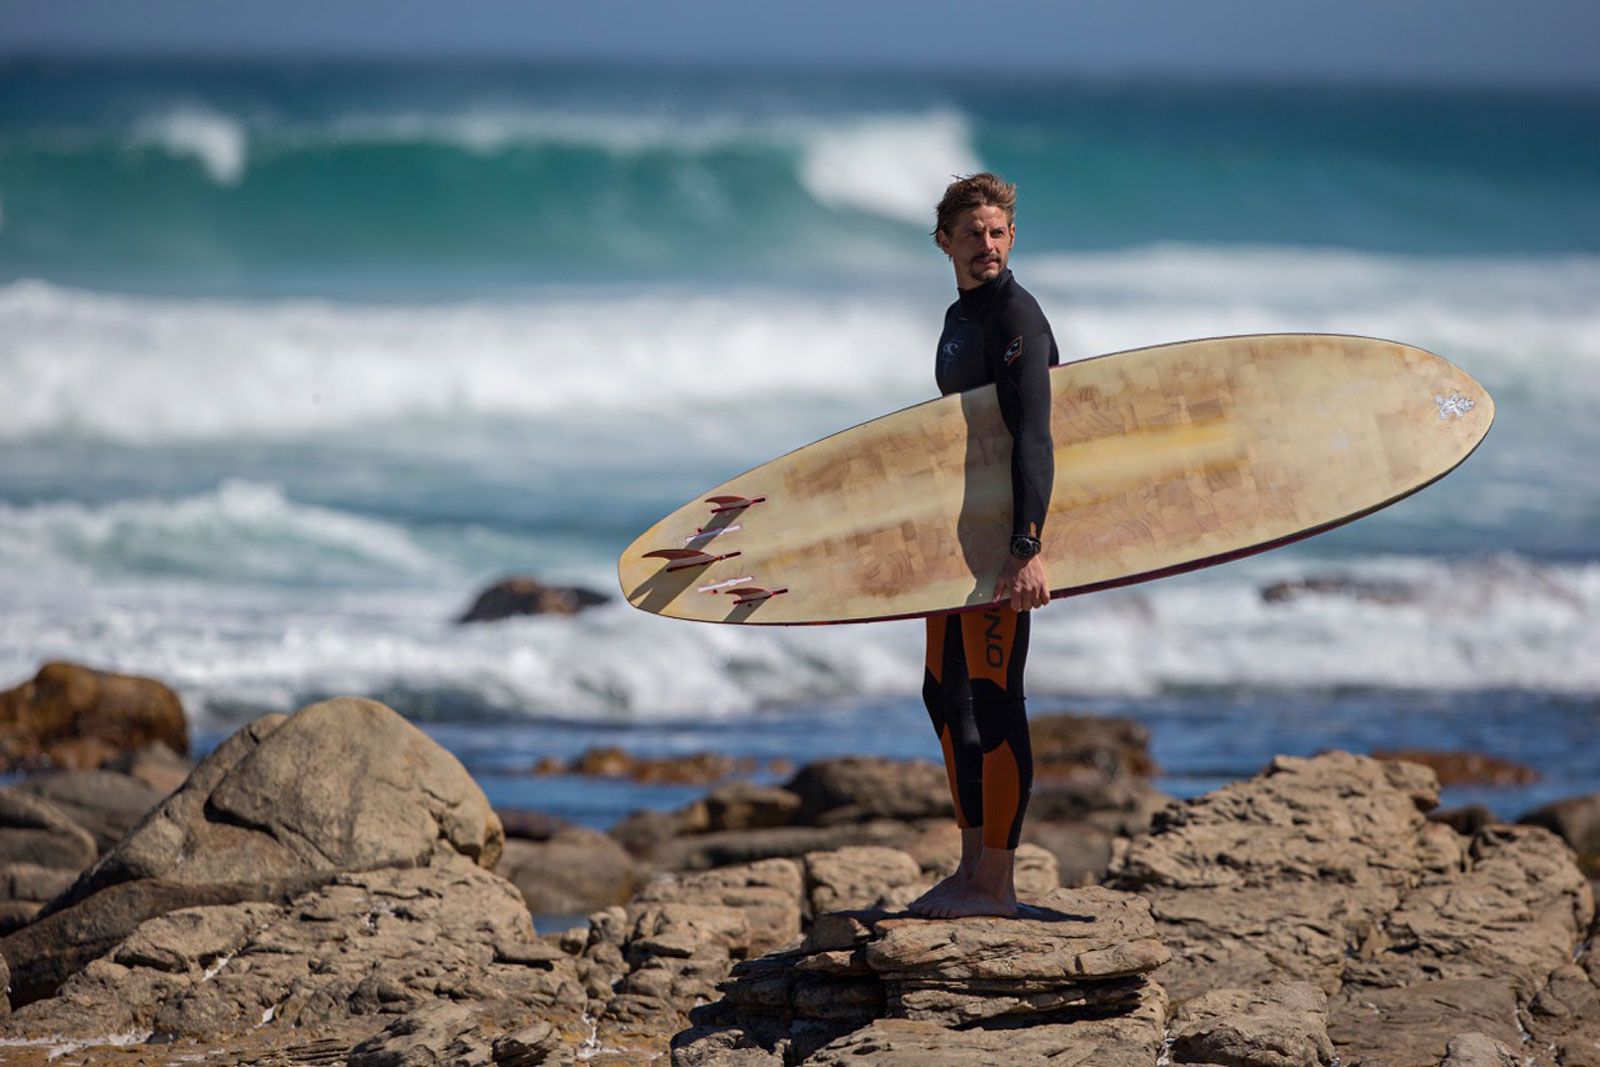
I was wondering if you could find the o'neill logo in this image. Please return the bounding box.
[1003,336,1024,365]
[1434,392,1475,420]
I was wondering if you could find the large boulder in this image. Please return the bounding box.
[0,661,187,772]
[0,697,504,1007]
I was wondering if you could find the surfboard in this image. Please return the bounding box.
[619,334,1493,625]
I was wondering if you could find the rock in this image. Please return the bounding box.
[631,860,804,954]
[784,757,953,826]
[0,789,97,872]
[596,897,760,1060]
[1520,791,1600,856]
[1106,750,1457,1000]
[0,661,188,772]
[1021,819,1115,886]
[542,745,756,785]
[1339,824,1593,1001]
[686,783,803,833]
[497,827,638,916]
[804,846,922,915]
[1,859,591,1060]
[103,740,195,795]
[0,863,78,904]
[1327,980,1523,1067]
[0,697,504,1007]
[610,807,699,856]
[493,1020,573,1066]
[14,769,166,853]
[1168,981,1334,1066]
[458,576,609,622]
[1106,749,1596,1067]
[1436,1032,1519,1067]
[1371,748,1539,786]
[1029,712,1159,778]
[497,808,576,841]
[642,821,921,872]
[1027,771,1175,837]
[1429,804,1499,837]
[1260,576,1414,605]
[1525,961,1600,1064]
[677,885,1171,1065]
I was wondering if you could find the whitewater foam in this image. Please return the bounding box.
[133,106,248,185]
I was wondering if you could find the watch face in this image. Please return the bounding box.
[1010,536,1040,559]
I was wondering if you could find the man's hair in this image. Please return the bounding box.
[932,172,1017,242]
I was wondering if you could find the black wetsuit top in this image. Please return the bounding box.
[934,268,1058,542]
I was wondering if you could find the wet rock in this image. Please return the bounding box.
[497,826,637,915]
[458,576,608,622]
[1029,712,1159,779]
[1371,748,1539,786]
[539,745,758,785]
[785,757,953,826]
[1260,576,1414,605]
[1168,981,1334,1066]
[0,697,504,1006]
[0,661,188,772]
[685,783,803,833]
[631,860,804,955]
[14,769,165,853]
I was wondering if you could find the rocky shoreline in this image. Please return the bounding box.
[0,666,1597,1064]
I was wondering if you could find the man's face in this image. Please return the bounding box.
[937,204,1014,289]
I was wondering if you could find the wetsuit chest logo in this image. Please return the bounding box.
[1003,336,1024,365]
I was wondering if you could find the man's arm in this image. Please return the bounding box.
[989,312,1055,610]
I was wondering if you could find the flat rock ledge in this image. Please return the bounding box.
[671,884,1171,1065]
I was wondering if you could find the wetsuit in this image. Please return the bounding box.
[923,268,1057,850]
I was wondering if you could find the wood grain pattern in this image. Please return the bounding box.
[619,334,1493,625]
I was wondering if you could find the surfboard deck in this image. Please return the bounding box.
[619,334,1493,625]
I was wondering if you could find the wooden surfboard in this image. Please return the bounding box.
[619,334,1493,625]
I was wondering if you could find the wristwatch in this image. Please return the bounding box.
[1009,534,1042,560]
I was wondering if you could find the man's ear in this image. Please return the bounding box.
[935,228,952,257]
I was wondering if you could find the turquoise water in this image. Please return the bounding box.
[3,59,1598,823]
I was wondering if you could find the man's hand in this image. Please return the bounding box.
[993,553,1050,612]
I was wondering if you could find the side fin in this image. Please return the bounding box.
[642,549,742,572]
[706,495,767,514]
[726,586,788,605]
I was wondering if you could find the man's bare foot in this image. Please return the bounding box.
[924,843,1018,919]
[923,881,1017,918]
[907,869,969,916]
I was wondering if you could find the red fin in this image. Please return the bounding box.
[728,586,788,605]
[706,495,767,513]
[644,549,742,572]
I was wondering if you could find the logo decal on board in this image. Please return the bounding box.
[1003,336,1024,365]
[1434,392,1475,420]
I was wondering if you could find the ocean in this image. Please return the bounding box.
[2,58,1597,823]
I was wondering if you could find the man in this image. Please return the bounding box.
[908,172,1057,920]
